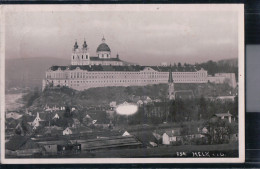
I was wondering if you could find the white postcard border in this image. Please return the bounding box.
[0,4,245,164]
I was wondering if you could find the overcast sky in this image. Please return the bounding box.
[5,8,239,65]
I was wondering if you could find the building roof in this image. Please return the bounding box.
[6,118,20,129]
[6,112,23,120]
[168,66,173,83]
[44,126,63,135]
[5,135,29,151]
[155,128,182,137]
[49,65,198,72]
[37,140,69,145]
[87,111,110,124]
[21,115,35,123]
[164,130,181,137]
[90,57,120,61]
[82,40,87,49]
[175,90,194,99]
[76,126,92,133]
[64,127,91,134]
[96,42,111,52]
[19,139,41,150]
[70,135,141,151]
[214,113,232,117]
[134,132,157,146]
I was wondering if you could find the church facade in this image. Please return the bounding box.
[42,37,236,91]
[71,37,123,66]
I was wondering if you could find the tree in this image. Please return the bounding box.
[175,99,185,121]
[55,118,73,128]
[198,96,207,120]
[177,62,183,71]
[24,89,40,107]
[64,106,72,118]
[168,100,176,122]
[15,120,30,136]
[124,86,133,95]
[231,96,238,117]
[204,118,232,144]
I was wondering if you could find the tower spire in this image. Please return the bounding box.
[102,35,106,43]
[168,64,173,83]
[74,40,78,50]
[83,38,87,49]
[168,63,175,100]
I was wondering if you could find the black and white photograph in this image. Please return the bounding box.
[0,4,245,163]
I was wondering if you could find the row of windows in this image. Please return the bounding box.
[54,78,206,87]
[98,53,110,58]
[48,71,208,79]
[72,62,123,66]
[67,75,206,79]
[67,71,207,76]
[72,55,89,60]
[69,79,165,84]
[56,79,206,84]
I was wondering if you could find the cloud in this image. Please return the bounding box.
[5,9,239,65]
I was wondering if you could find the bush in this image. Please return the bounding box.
[171,140,182,146]
[191,137,207,145]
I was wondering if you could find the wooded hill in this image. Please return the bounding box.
[24,82,236,110]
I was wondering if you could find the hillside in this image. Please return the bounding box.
[26,83,235,109]
[30,84,168,109]
[5,57,70,89]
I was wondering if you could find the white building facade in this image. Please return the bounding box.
[42,37,237,91]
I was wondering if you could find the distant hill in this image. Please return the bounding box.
[5,57,70,89]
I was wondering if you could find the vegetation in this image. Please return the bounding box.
[204,118,238,144]
[195,60,238,80]
[28,82,235,110]
[170,59,238,80]
[112,94,238,131]
[22,87,40,107]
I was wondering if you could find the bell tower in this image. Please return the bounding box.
[71,39,90,65]
[81,39,90,65]
[168,64,175,100]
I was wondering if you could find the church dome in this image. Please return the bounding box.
[96,37,111,52]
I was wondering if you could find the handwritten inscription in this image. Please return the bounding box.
[176,151,227,157]
[176,152,187,157]
[192,152,210,157]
